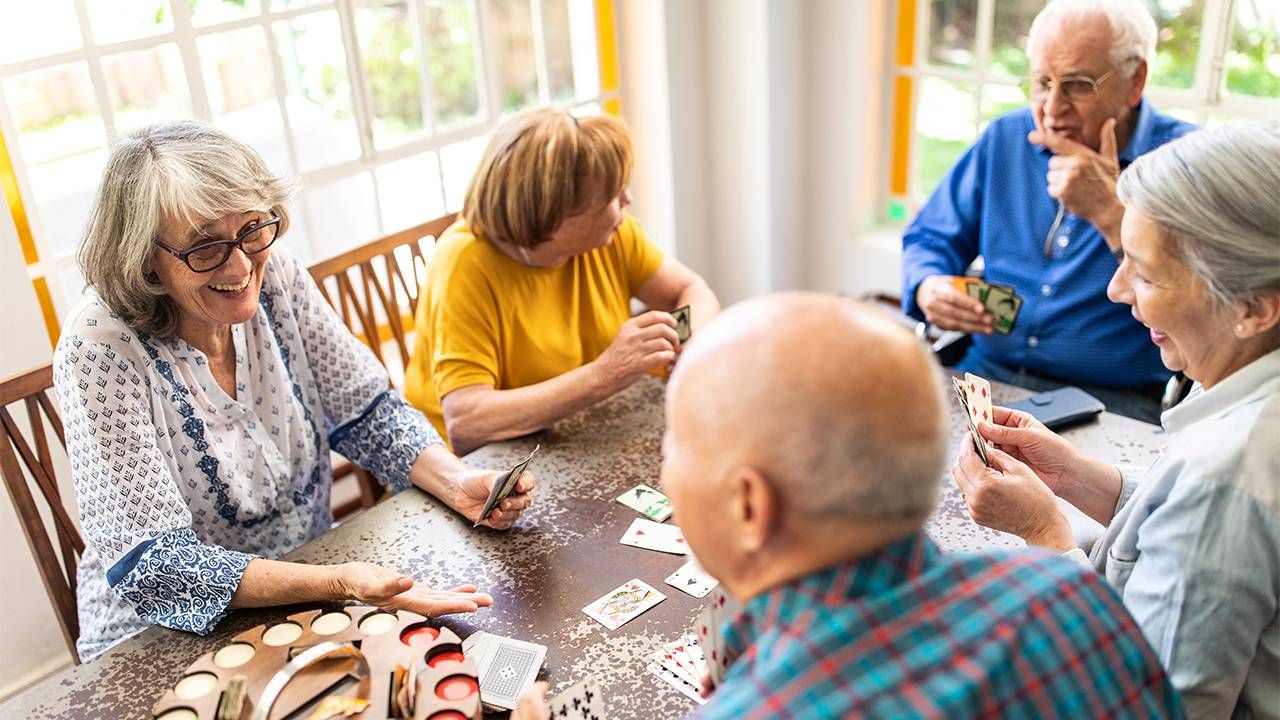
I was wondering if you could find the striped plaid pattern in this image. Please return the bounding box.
[694,533,1181,719]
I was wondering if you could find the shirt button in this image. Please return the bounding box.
[1028,336,1040,348]
[1041,284,1052,296]
[1057,236,1069,248]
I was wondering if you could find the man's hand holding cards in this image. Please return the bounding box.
[952,277,1024,335]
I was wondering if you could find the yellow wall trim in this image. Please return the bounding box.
[0,128,38,266]
[595,0,621,114]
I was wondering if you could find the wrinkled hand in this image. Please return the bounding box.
[452,467,536,530]
[916,275,993,334]
[512,682,550,720]
[951,439,1074,550]
[975,406,1081,495]
[334,562,494,616]
[592,310,679,392]
[1029,118,1123,232]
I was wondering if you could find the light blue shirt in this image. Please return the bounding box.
[1074,348,1280,719]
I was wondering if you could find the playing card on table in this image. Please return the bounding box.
[615,483,673,522]
[646,660,706,705]
[672,305,692,344]
[548,675,606,720]
[661,637,703,687]
[474,444,539,527]
[620,518,689,555]
[582,579,666,630]
[469,633,547,710]
[665,558,717,598]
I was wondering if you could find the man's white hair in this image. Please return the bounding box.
[1027,0,1157,76]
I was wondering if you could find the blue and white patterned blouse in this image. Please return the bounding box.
[54,246,442,661]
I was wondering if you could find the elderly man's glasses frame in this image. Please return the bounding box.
[153,213,282,273]
[1027,69,1116,102]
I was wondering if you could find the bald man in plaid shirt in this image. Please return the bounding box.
[514,293,1180,719]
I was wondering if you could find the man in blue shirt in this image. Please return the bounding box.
[901,0,1195,423]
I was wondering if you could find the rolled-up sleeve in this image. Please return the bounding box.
[278,252,443,490]
[55,339,255,635]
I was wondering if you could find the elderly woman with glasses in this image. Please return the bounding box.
[55,121,535,661]
[952,121,1280,719]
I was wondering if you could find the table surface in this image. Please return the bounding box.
[1,375,1168,720]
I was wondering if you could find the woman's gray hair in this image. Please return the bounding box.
[1117,121,1280,308]
[78,120,296,338]
[1027,0,1157,76]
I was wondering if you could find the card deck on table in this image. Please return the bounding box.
[620,518,689,555]
[548,675,607,719]
[951,376,991,466]
[615,483,673,522]
[646,660,706,705]
[672,305,692,344]
[696,588,741,688]
[582,579,666,630]
[462,630,547,710]
[474,444,540,527]
[951,277,1023,335]
[665,558,717,598]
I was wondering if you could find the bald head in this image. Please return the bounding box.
[668,293,948,521]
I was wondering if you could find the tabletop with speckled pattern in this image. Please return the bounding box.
[0,375,1166,720]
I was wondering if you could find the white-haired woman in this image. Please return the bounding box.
[56,121,535,661]
[952,121,1280,719]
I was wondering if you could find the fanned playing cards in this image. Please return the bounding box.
[951,374,991,466]
[474,444,539,527]
[672,305,692,343]
[548,675,607,719]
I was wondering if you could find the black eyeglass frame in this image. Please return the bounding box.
[152,213,282,272]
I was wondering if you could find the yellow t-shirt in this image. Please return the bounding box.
[403,214,665,446]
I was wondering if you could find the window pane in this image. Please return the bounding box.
[927,0,977,69]
[1147,0,1203,90]
[979,83,1026,129]
[439,134,487,211]
[103,44,191,135]
[85,0,173,44]
[358,1,424,148]
[199,28,291,174]
[302,173,380,259]
[490,0,539,111]
[424,0,482,127]
[28,151,109,258]
[1224,0,1280,98]
[0,1,81,64]
[566,0,599,100]
[274,11,362,171]
[916,78,975,197]
[542,0,575,102]
[273,0,331,9]
[376,152,445,232]
[3,63,107,167]
[191,0,262,26]
[991,0,1041,79]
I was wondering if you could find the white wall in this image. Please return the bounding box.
[0,207,73,698]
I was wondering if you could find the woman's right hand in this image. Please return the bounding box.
[976,406,1081,493]
[333,562,493,616]
[591,310,679,392]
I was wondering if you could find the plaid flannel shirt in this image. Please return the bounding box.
[694,532,1181,719]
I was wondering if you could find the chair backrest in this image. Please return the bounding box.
[308,213,457,382]
[0,363,84,662]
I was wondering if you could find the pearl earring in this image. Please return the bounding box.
[1237,323,1245,334]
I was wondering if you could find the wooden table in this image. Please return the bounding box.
[0,376,1167,720]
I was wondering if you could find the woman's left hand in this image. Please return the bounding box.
[452,468,537,530]
[951,438,1075,552]
[333,562,494,616]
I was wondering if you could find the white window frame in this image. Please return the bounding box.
[0,0,618,318]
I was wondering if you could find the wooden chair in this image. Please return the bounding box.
[309,213,457,519]
[0,364,83,663]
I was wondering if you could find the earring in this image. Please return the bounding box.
[1237,323,1245,334]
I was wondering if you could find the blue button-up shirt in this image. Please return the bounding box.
[901,100,1195,388]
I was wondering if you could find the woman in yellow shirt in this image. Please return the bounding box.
[404,108,720,453]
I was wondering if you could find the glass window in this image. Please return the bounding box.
[103,45,191,135]
[927,0,978,69]
[0,1,81,64]
[1147,0,1204,90]
[990,0,1041,79]
[1224,0,1280,98]
[302,172,381,259]
[565,0,599,100]
[489,0,539,111]
[439,134,488,211]
[191,0,262,26]
[375,151,446,232]
[979,83,1027,129]
[541,0,576,102]
[27,151,109,258]
[3,63,107,167]
[357,1,425,148]
[424,0,483,127]
[273,11,362,171]
[198,27,291,174]
[84,0,174,45]
[916,77,976,196]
